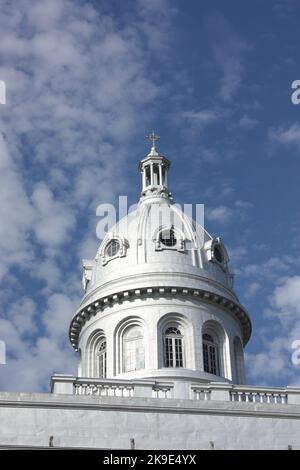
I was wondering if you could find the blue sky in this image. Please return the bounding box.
[0,0,300,391]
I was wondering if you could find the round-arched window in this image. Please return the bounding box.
[202,332,220,376]
[97,339,107,378]
[159,228,177,247]
[106,239,120,257]
[164,326,183,367]
[123,325,145,372]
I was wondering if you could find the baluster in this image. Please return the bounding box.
[259,393,264,403]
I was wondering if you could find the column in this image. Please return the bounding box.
[164,166,168,188]
[158,164,163,186]
[150,163,154,186]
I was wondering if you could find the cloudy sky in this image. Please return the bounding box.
[0,0,300,391]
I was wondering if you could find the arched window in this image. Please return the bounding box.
[78,348,82,377]
[86,330,107,378]
[234,336,245,384]
[97,339,107,378]
[123,325,145,372]
[164,326,184,368]
[202,333,220,375]
[159,227,177,247]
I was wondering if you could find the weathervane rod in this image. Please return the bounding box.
[146,130,160,149]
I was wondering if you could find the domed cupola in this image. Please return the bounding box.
[139,131,171,201]
[69,134,252,390]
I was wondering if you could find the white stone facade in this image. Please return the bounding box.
[1,386,300,449]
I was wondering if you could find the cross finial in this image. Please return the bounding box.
[146,130,160,149]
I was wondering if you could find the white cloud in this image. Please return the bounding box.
[227,245,248,266]
[42,293,79,341]
[245,282,261,299]
[246,275,300,384]
[182,108,223,129]
[206,200,252,225]
[31,182,76,247]
[8,297,37,336]
[269,276,300,322]
[0,134,35,281]
[269,122,300,151]
[238,114,258,129]
[234,200,253,210]
[206,205,234,224]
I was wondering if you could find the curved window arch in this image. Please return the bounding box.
[122,325,145,372]
[86,330,107,378]
[78,348,82,377]
[201,320,229,378]
[159,228,177,247]
[202,332,220,376]
[154,226,185,252]
[234,336,245,384]
[163,326,184,368]
[97,338,107,378]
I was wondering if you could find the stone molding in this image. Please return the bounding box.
[69,285,252,351]
[1,392,300,420]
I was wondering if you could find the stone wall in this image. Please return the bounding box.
[0,392,300,449]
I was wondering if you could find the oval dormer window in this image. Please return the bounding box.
[213,244,224,264]
[106,239,120,257]
[159,228,177,247]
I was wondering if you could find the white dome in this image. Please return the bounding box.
[70,194,251,350]
[83,197,236,306]
[69,141,251,389]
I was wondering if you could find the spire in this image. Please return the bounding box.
[139,131,171,200]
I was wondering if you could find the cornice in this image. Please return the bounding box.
[0,394,299,420]
[69,285,252,351]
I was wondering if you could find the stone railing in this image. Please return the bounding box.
[230,388,287,404]
[74,382,134,398]
[51,375,300,405]
[191,383,295,405]
[51,375,173,399]
[191,388,212,401]
[74,380,173,399]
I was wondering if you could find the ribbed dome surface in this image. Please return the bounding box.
[80,195,238,309]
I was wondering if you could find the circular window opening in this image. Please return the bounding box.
[213,244,223,263]
[106,239,120,257]
[159,229,177,247]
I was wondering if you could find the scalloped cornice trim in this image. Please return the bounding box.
[69,286,252,351]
